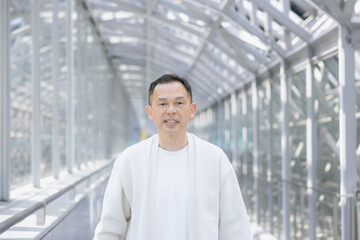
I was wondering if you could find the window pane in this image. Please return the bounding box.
[314,56,340,238]
[9,0,33,189]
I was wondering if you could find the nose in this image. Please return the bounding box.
[166,104,176,115]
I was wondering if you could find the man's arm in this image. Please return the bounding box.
[219,168,253,240]
[94,165,131,240]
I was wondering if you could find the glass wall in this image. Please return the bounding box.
[191,54,343,239]
[9,0,33,189]
[314,56,341,238]
[5,0,138,194]
[257,83,267,230]
[271,78,282,238]
[289,70,307,239]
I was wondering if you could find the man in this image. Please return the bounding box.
[94,74,253,240]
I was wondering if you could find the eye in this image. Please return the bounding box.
[176,102,184,105]
[159,103,166,106]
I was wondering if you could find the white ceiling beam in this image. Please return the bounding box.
[185,0,234,75]
[181,2,213,23]
[227,9,287,57]
[252,0,312,43]
[184,0,287,57]
[218,34,258,73]
[305,0,356,26]
[220,28,270,66]
[101,29,145,39]
[107,38,195,59]
[89,1,143,14]
[201,51,244,83]
[159,1,211,23]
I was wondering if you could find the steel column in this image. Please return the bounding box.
[280,60,290,240]
[217,101,223,148]
[231,92,238,164]
[266,79,274,233]
[31,0,41,188]
[75,3,82,168]
[241,91,249,206]
[66,0,75,173]
[339,24,357,240]
[252,79,260,224]
[306,49,317,240]
[52,0,60,179]
[0,0,10,201]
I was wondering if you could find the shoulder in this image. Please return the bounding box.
[189,133,234,187]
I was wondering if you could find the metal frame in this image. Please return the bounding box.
[241,90,249,206]
[338,24,357,240]
[280,59,290,240]
[252,79,260,224]
[3,1,360,239]
[306,49,317,240]
[265,79,274,234]
[52,0,60,179]
[0,0,10,201]
[66,0,75,173]
[0,160,113,234]
[231,92,238,164]
[31,0,41,188]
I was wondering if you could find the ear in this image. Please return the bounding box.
[189,103,197,119]
[145,105,153,120]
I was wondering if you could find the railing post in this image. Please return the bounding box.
[0,0,10,201]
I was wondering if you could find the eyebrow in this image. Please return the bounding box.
[156,96,186,101]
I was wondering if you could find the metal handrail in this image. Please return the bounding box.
[265,173,342,198]
[0,160,114,234]
[34,173,110,240]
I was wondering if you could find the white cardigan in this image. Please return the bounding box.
[94,133,253,240]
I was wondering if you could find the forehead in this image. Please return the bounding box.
[153,81,189,99]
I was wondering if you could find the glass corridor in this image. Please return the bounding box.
[1,0,360,240]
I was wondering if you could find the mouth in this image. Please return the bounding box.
[164,119,179,124]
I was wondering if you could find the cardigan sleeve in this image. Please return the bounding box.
[94,165,131,240]
[218,168,253,240]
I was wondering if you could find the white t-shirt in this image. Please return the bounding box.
[155,145,189,240]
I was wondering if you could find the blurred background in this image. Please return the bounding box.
[0,0,359,239]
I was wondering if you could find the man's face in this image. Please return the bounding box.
[145,81,196,137]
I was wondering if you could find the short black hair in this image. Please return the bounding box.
[148,73,193,105]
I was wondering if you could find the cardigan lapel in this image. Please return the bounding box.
[187,133,197,240]
[148,134,158,240]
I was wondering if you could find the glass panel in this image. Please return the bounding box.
[271,78,282,239]
[258,83,268,230]
[289,70,307,239]
[355,50,360,191]
[58,0,67,171]
[9,0,33,189]
[223,98,232,159]
[246,87,254,220]
[237,92,245,189]
[314,56,340,238]
[40,0,53,178]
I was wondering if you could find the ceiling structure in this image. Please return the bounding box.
[84,0,358,128]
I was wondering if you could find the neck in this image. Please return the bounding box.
[158,132,188,151]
